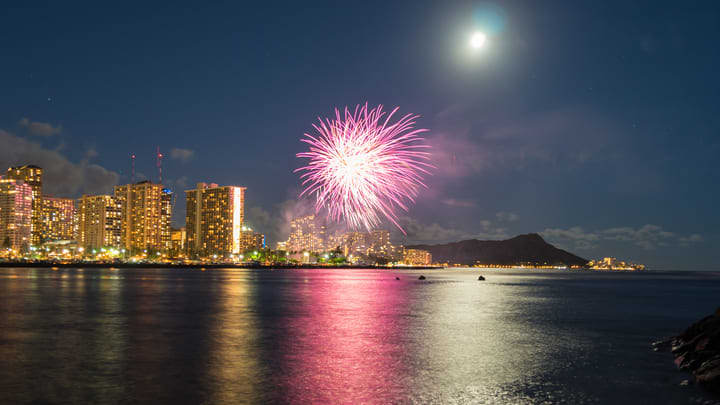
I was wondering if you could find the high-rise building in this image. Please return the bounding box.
[5,165,43,245]
[40,197,75,242]
[239,227,265,252]
[170,227,187,257]
[327,229,400,260]
[0,179,33,251]
[366,229,396,257]
[284,215,325,253]
[403,248,432,265]
[342,231,367,256]
[114,181,172,252]
[325,232,345,252]
[185,182,246,256]
[76,195,122,249]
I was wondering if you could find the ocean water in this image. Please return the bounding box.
[0,267,719,404]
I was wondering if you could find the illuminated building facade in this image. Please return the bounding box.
[185,183,246,256]
[0,179,33,251]
[170,227,187,257]
[403,248,432,265]
[325,232,344,252]
[239,227,265,251]
[587,257,645,271]
[366,229,399,258]
[342,231,367,256]
[5,165,43,245]
[40,197,75,242]
[114,181,172,252]
[284,215,325,253]
[328,229,399,258]
[77,195,122,249]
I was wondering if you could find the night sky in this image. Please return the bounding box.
[1,1,718,269]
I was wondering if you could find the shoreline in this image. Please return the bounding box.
[0,261,444,270]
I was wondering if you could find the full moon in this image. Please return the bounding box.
[470,31,487,49]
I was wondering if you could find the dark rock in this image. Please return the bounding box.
[652,338,673,351]
[670,308,720,393]
[418,275,426,280]
[478,275,485,281]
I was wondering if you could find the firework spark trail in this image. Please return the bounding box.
[295,103,432,233]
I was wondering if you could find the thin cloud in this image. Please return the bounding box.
[541,224,703,251]
[18,118,62,137]
[427,105,624,179]
[0,128,118,196]
[496,211,520,222]
[441,198,477,208]
[397,216,509,245]
[170,148,195,163]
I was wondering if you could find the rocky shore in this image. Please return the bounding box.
[656,308,720,393]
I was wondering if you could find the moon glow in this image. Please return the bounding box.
[470,31,487,49]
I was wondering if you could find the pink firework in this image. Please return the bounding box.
[296,103,432,233]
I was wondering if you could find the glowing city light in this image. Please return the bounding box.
[296,103,432,233]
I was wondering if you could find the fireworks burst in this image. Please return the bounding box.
[296,103,432,233]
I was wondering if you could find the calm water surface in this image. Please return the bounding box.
[1,268,719,404]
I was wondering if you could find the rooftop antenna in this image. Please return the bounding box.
[131,153,136,183]
[156,146,163,184]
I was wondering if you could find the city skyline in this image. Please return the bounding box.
[1,1,717,269]
[0,163,444,267]
[4,3,720,404]
[0,164,635,269]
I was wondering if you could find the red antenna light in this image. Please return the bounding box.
[156,146,163,184]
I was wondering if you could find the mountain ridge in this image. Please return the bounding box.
[406,233,587,266]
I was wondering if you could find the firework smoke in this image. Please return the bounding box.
[296,103,432,233]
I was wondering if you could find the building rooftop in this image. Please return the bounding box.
[8,164,42,170]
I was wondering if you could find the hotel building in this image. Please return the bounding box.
[5,165,43,245]
[185,183,246,256]
[366,229,399,258]
[284,214,325,253]
[403,248,432,266]
[76,195,122,249]
[327,229,399,258]
[114,181,172,252]
[239,227,265,251]
[40,197,75,242]
[0,179,33,251]
[169,227,187,258]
